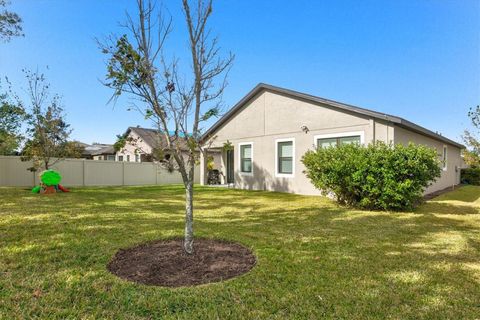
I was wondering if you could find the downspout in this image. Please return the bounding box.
[370,118,376,144]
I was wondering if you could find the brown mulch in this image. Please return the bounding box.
[107,238,256,287]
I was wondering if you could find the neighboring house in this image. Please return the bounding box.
[82,143,116,161]
[200,83,464,195]
[116,126,191,163]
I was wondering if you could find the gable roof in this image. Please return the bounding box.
[126,127,189,151]
[202,83,464,148]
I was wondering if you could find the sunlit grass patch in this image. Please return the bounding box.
[0,184,479,319]
[387,270,426,284]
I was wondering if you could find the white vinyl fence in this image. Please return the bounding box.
[0,156,199,187]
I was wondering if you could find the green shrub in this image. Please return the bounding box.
[461,168,480,185]
[302,142,442,210]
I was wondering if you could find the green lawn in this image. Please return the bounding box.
[0,185,479,319]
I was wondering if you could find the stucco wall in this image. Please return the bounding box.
[208,90,382,195]
[394,126,462,193]
[204,89,462,196]
[116,130,150,162]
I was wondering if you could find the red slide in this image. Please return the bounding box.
[58,184,70,192]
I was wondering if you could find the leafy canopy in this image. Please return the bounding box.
[0,0,23,42]
[463,105,480,167]
[0,86,26,155]
[20,70,83,171]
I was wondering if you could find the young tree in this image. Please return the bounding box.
[463,105,480,167]
[100,0,233,254]
[0,85,26,155]
[0,0,23,42]
[20,70,82,171]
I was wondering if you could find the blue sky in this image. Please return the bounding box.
[1,0,479,144]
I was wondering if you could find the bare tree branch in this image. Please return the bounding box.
[99,0,233,254]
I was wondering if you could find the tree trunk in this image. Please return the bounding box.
[184,179,194,254]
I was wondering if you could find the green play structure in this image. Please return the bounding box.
[32,170,70,194]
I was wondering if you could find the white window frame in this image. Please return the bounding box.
[275,138,295,178]
[442,145,448,171]
[313,131,365,148]
[238,142,253,176]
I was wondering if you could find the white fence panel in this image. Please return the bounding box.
[124,162,157,185]
[157,167,182,185]
[0,156,34,187]
[84,160,124,186]
[0,156,199,187]
[51,159,85,186]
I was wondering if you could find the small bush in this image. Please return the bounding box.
[302,142,442,210]
[461,168,480,185]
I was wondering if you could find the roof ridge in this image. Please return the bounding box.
[201,83,464,148]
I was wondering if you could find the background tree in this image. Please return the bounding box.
[0,0,23,42]
[100,0,233,254]
[20,70,82,171]
[0,84,26,155]
[463,105,480,167]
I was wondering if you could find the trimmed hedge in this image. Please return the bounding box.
[302,142,442,210]
[461,168,480,185]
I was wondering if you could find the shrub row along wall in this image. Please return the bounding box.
[461,168,480,185]
[302,142,442,210]
[0,156,200,187]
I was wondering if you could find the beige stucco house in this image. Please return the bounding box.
[200,83,464,195]
[116,126,190,163]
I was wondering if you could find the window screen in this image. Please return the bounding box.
[317,135,361,148]
[240,144,252,173]
[278,141,293,174]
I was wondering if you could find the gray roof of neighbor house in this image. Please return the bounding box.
[202,83,465,149]
[125,127,189,151]
[82,143,115,156]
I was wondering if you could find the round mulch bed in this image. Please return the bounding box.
[107,238,256,287]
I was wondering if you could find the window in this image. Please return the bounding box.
[107,155,115,161]
[276,139,294,176]
[339,135,361,145]
[317,135,361,148]
[135,154,140,162]
[314,131,364,149]
[239,143,253,174]
[317,137,337,148]
[118,155,123,162]
[126,155,130,162]
[442,145,447,171]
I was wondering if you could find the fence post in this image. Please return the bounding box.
[122,161,125,186]
[83,160,86,186]
[33,159,38,186]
